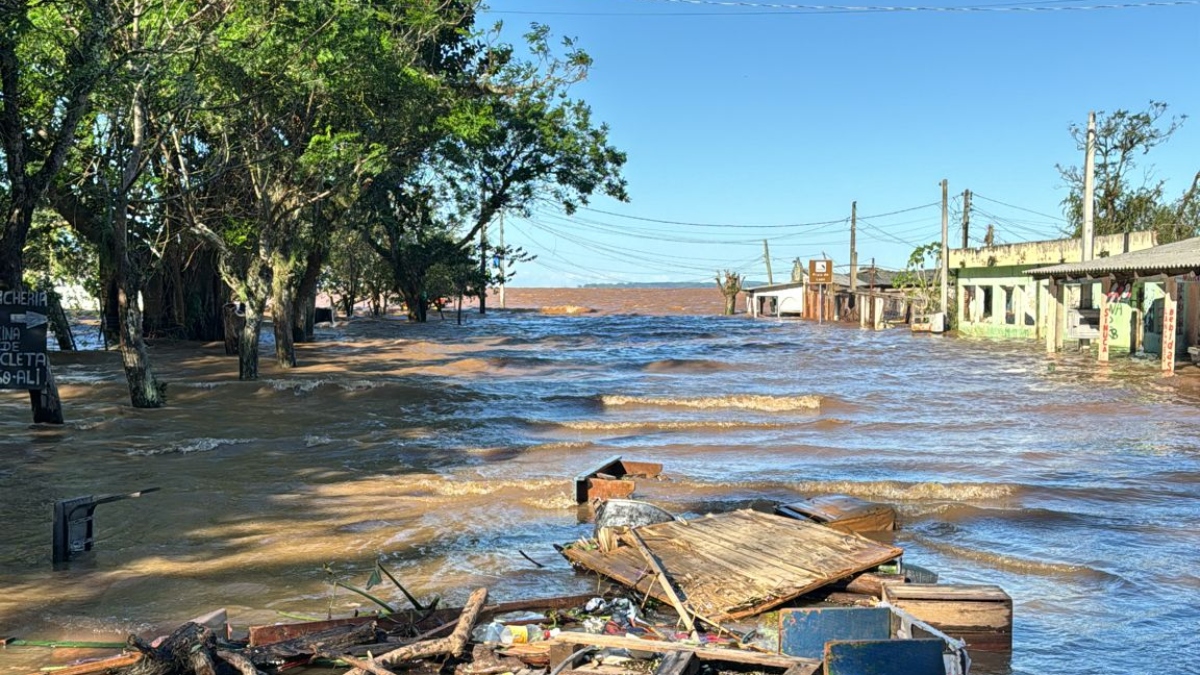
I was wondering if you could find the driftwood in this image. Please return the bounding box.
[244,621,378,667]
[32,653,143,675]
[214,650,263,675]
[342,587,487,675]
[124,623,217,675]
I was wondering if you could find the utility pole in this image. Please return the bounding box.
[478,223,487,315]
[763,240,774,285]
[499,213,506,309]
[849,201,858,295]
[940,179,949,315]
[961,189,971,249]
[1082,111,1096,262]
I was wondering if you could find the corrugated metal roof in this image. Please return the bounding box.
[1028,235,1200,278]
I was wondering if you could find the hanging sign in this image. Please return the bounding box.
[0,289,50,389]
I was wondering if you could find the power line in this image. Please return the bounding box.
[619,0,1200,13]
[580,201,938,229]
[972,193,1067,222]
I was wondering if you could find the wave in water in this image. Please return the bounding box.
[600,394,822,412]
[553,419,790,432]
[126,437,254,456]
[640,359,731,373]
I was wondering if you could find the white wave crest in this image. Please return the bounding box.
[600,394,821,412]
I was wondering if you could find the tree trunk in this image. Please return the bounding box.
[724,295,737,316]
[238,306,263,381]
[118,278,166,408]
[99,257,121,347]
[292,248,323,343]
[272,281,297,369]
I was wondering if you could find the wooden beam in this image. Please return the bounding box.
[626,530,697,635]
[548,633,819,670]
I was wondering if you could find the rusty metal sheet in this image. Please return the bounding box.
[562,510,903,622]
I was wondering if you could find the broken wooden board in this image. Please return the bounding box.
[561,509,903,621]
[775,495,896,534]
[882,583,1012,652]
[574,456,663,504]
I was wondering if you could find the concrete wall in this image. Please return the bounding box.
[948,231,1157,269]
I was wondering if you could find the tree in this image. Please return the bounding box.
[1058,102,1197,242]
[366,24,627,321]
[716,270,742,316]
[894,241,941,313]
[1,0,118,422]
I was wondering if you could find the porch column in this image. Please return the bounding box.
[1162,276,1178,376]
[1045,279,1062,353]
[1098,277,1112,363]
[1186,279,1199,350]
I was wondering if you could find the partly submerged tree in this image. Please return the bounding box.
[1058,102,1198,243]
[0,0,118,421]
[716,270,742,316]
[893,241,941,313]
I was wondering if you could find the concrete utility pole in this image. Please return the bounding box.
[961,189,971,249]
[1082,111,1096,262]
[849,202,858,295]
[940,179,949,314]
[479,223,487,314]
[499,213,506,309]
[763,240,774,285]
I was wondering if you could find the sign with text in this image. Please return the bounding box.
[1,289,50,389]
[808,259,834,285]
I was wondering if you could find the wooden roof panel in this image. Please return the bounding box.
[563,509,903,621]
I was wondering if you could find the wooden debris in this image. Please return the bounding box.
[775,495,896,534]
[341,587,487,675]
[22,653,142,675]
[124,622,216,675]
[562,510,903,621]
[548,632,819,670]
[214,650,264,675]
[882,583,1013,651]
[625,529,696,635]
[652,650,697,675]
[244,620,378,667]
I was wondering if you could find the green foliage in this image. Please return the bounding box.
[893,242,941,312]
[1058,102,1198,243]
[23,209,100,299]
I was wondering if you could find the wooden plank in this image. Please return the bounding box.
[549,633,819,670]
[779,607,891,659]
[823,639,947,675]
[883,584,1009,602]
[653,650,698,675]
[562,510,902,622]
[883,584,1012,652]
[627,529,697,634]
[22,653,141,675]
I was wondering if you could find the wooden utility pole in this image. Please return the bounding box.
[961,190,971,249]
[940,179,949,314]
[1082,111,1096,262]
[763,240,774,285]
[849,202,858,295]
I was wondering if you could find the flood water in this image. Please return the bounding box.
[3,287,1200,675]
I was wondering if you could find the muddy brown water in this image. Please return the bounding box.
[3,288,1200,675]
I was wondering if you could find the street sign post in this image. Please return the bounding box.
[809,260,834,323]
[808,259,833,285]
[1,289,50,389]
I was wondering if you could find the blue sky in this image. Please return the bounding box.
[483,0,1200,287]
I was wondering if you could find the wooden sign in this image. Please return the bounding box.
[808,259,833,284]
[0,288,50,389]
